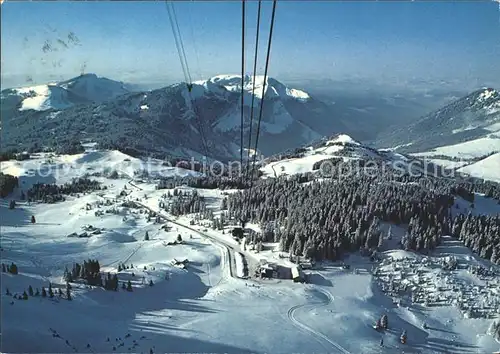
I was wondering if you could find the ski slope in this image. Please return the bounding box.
[2,149,500,354]
[457,152,500,183]
[413,136,500,160]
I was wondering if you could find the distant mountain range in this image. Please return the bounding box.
[376,88,500,156]
[1,74,499,166]
[0,73,358,159]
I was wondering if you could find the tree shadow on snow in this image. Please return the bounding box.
[0,201,32,226]
[127,327,259,354]
[415,337,479,353]
[426,325,456,334]
[306,272,333,287]
[83,267,216,320]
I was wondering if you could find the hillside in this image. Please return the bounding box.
[0,74,383,160]
[457,152,500,183]
[259,133,450,179]
[1,74,131,113]
[376,88,500,155]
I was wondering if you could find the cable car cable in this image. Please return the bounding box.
[249,0,277,185]
[245,0,262,180]
[240,0,246,168]
[242,0,277,225]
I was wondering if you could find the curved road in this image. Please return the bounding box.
[126,179,253,280]
[129,181,348,353]
[135,200,250,280]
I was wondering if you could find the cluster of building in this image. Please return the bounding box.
[373,255,500,319]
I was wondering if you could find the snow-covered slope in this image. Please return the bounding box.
[0,74,131,112]
[409,134,499,183]
[413,136,500,160]
[188,75,329,154]
[377,87,500,155]
[457,152,500,183]
[9,85,75,111]
[261,133,417,178]
[194,74,311,101]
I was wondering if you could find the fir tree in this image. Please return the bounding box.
[381,314,388,329]
[22,290,28,300]
[66,283,72,301]
[41,287,47,297]
[48,284,54,298]
[28,285,34,296]
[9,262,18,274]
[144,231,149,241]
[127,280,133,292]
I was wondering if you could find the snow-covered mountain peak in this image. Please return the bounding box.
[192,74,311,101]
[57,73,130,102]
[1,73,131,112]
[325,133,361,146]
[261,132,412,178]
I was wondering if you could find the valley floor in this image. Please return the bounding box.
[1,151,500,354]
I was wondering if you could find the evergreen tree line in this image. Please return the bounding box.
[0,150,30,162]
[2,262,19,274]
[165,190,209,216]
[451,214,500,264]
[64,260,134,292]
[489,320,500,341]
[0,150,18,162]
[6,282,72,301]
[26,178,102,203]
[157,175,250,190]
[225,172,499,263]
[55,140,85,155]
[64,259,103,286]
[0,173,19,198]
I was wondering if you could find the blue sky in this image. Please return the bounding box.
[1,1,499,89]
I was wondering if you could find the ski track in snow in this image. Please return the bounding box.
[286,284,351,354]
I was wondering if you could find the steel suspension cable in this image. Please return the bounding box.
[171,2,193,85]
[240,0,246,168]
[243,0,277,223]
[249,0,277,185]
[165,1,189,84]
[245,0,262,180]
[165,0,209,157]
[188,0,203,81]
